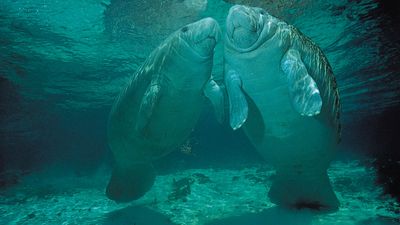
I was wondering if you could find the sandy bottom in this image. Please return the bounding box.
[0,160,399,225]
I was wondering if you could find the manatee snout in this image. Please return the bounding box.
[184,17,221,57]
[226,5,261,49]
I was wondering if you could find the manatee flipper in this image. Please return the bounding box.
[204,79,225,123]
[281,49,322,116]
[106,163,156,203]
[135,80,162,134]
[268,169,340,211]
[225,69,248,130]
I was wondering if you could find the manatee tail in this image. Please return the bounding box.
[268,169,339,211]
[106,163,156,203]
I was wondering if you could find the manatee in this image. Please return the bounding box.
[106,18,223,202]
[224,5,341,210]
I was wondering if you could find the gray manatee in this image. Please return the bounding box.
[107,18,223,202]
[224,5,341,210]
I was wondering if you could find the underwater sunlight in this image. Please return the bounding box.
[0,0,399,224]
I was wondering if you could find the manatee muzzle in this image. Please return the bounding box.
[226,5,261,49]
[189,17,221,58]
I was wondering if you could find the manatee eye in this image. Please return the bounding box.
[181,26,189,33]
[260,10,265,15]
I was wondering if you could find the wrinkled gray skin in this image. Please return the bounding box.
[224,5,341,210]
[107,18,223,202]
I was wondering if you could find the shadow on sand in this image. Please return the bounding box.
[206,206,316,225]
[102,205,174,225]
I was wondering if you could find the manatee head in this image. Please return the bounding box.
[162,18,220,90]
[226,5,277,52]
[177,17,221,59]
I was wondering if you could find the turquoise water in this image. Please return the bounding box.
[0,161,399,224]
[1,0,399,224]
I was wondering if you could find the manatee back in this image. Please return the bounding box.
[288,25,341,141]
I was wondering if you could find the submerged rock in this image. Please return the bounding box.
[27,213,35,219]
[192,173,212,184]
[168,177,195,201]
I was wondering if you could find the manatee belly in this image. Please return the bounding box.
[248,115,336,170]
[108,88,203,167]
[242,84,339,208]
[141,91,203,154]
[242,70,336,170]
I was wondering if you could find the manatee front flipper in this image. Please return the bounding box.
[204,79,225,123]
[281,49,322,116]
[225,69,248,130]
[135,79,162,134]
[106,163,156,203]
